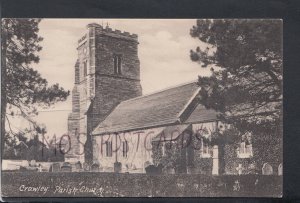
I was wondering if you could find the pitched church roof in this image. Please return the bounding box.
[185,103,218,123]
[92,81,218,135]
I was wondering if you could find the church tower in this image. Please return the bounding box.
[67,23,142,163]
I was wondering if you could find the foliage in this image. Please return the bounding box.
[2,172,282,197]
[1,18,69,153]
[251,124,282,168]
[190,19,282,134]
[190,19,283,173]
[163,141,183,170]
[152,140,185,172]
[3,131,64,162]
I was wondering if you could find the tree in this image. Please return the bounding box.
[190,19,282,173]
[1,19,69,155]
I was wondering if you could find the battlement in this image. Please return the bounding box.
[78,23,138,45]
[78,34,87,44]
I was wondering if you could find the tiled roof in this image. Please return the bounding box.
[185,104,219,124]
[92,81,218,135]
[92,82,200,135]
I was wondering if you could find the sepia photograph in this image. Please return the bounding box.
[1,18,282,198]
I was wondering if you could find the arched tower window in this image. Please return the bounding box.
[83,61,87,77]
[113,54,122,74]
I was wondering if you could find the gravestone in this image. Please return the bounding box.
[145,165,156,174]
[144,161,151,169]
[278,163,282,176]
[166,167,175,174]
[83,162,90,171]
[145,164,163,175]
[74,161,82,172]
[91,163,100,172]
[233,180,240,191]
[49,163,61,172]
[262,163,273,175]
[30,160,36,167]
[114,162,122,173]
[61,162,72,172]
[38,164,43,172]
[236,164,243,175]
[156,163,163,174]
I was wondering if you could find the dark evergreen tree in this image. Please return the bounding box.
[1,19,69,158]
[190,19,282,172]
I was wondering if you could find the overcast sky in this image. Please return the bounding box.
[15,19,212,139]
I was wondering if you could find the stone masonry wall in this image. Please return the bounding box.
[87,25,142,132]
[68,24,142,163]
[87,24,142,163]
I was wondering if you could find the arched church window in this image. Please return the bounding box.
[105,141,112,157]
[122,141,129,157]
[262,163,273,175]
[237,132,253,158]
[278,163,282,175]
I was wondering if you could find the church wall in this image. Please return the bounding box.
[93,127,163,173]
[91,121,280,175]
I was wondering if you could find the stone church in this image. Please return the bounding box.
[66,23,281,175]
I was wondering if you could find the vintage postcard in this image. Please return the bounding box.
[1,19,282,198]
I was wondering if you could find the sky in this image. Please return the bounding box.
[12,19,212,139]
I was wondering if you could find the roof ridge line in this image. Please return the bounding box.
[120,80,198,103]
